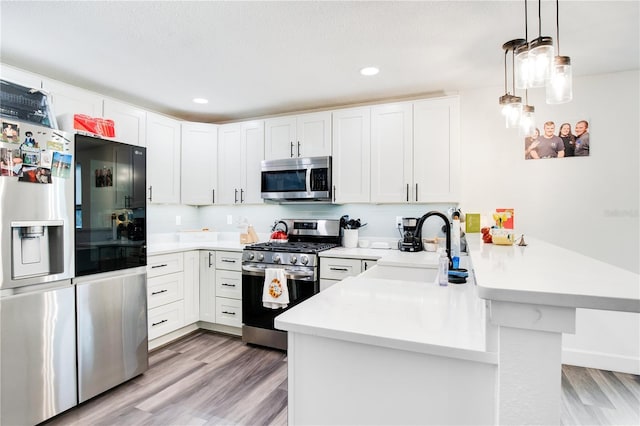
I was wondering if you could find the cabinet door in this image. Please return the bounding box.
[264,116,296,160]
[181,122,218,205]
[103,99,146,147]
[0,64,42,89]
[217,123,242,204]
[370,102,413,203]
[297,111,331,157]
[332,107,370,203]
[199,251,216,323]
[413,96,460,203]
[43,79,103,131]
[183,250,200,326]
[241,120,264,204]
[147,112,181,204]
[320,258,362,281]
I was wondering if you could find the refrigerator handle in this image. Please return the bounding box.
[148,186,153,202]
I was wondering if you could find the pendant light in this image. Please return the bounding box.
[520,91,536,137]
[546,0,572,103]
[528,0,554,87]
[515,0,531,89]
[500,39,525,128]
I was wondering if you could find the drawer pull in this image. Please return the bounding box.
[222,310,236,315]
[221,259,236,263]
[151,264,168,269]
[152,319,168,327]
[151,289,168,295]
[330,267,349,271]
[221,283,236,287]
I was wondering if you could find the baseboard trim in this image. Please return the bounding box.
[563,349,640,375]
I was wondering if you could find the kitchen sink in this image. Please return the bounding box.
[360,264,438,283]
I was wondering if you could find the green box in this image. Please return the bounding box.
[465,213,481,233]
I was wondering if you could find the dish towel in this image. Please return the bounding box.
[263,268,289,309]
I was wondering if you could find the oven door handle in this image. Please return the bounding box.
[242,265,315,280]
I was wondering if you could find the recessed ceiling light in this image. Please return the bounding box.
[192,98,209,104]
[360,67,379,76]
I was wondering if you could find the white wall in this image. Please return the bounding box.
[459,70,640,374]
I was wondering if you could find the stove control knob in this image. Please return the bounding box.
[273,255,281,264]
[290,256,297,264]
[257,253,264,261]
[248,253,255,260]
[300,255,309,265]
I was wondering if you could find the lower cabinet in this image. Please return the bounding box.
[214,251,243,327]
[199,250,216,323]
[148,300,185,341]
[320,257,378,291]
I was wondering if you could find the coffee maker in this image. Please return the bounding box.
[398,217,423,252]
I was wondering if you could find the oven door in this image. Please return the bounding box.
[241,264,318,330]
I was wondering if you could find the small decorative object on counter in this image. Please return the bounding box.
[517,234,528,246]
[438,248,449,286]
[340,215,367,248]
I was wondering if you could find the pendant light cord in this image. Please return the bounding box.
[538,0,542,37]
[556,0,561,54]
[504,49,509,94]
[524,0,528,41]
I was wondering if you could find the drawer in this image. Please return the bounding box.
[147,252,184,278]
[148,272,184,309]
[320,278,340,292]
[215,251,242,271]
[215,270,242,299]
[148,300,185,340]
[215,297,242,328]
[320,258,362,281]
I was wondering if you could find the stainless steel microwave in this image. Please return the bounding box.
[261,156,332,202]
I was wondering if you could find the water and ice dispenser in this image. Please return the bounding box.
[11,221,64,279]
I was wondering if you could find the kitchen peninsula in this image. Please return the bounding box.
[275,236,640,425]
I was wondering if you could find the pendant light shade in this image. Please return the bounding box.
[528,36,554,87]
[499,39,525,128]
[514,43,531,89]
[519,104,536,137]
[546,56,572,103]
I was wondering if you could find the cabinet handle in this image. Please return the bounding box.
[297,141,301,157]
[148,186,153,202]
[240,189,244,203]
[333,185,336,203]
[151,263,168,269]
[415,183,418,202]
[208,252,213,267]
[222,311,236,315]
[406,184,409,202]
[212,189,215,204]
[221,259,236,263]
[330,267,349,272]
[152,319,168,327]
[234,188,238,203]
[290,142,294,158]
[151,289,168,296]
[221,283,236,287]
[364,262,368,271]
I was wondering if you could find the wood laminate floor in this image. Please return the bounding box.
[45,330,639,426]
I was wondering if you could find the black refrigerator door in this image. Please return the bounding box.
[74,135,146,276]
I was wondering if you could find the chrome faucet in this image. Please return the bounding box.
[415,211,452,268]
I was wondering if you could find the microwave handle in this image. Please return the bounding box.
[306,167,311,194]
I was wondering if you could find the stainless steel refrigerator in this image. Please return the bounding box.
[0,120,77,425]
[73,134,148,403]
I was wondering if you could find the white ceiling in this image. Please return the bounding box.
[1,1,638,122]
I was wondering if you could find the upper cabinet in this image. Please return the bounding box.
[147,112,181,204]
[218,120,265,205]
[370,102,413,203]
[264,111,331,160]
[332,107,371,203]
[369,96,459,203]
[103,99,147,147]
[43,79,104,124]
[181,123,218,205]
[0,64,42,89]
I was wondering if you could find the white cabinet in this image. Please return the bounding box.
[370,96,460,203]
[147,111,181,204]
[0,64,42,89]
[319,257,378,291]
[413,96,460,202]
[183,250,200,326]
[43,79,103,125]
[331,107,371,203]
[214,251,242,328]
[217,121,264,205]
[199,250,216,323]
[370,102,413,203]
[102,98,146,147]
[265,111,331,160]
[181,122,218,205]
[147,253,185,340]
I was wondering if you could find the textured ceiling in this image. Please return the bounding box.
[1,1,638,122]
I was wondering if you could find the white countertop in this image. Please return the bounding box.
[147,240,246,256]
[320,246,392,260]
[469,234,640,313]
[275,256,496,364]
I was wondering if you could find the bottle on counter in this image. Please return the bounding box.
[451,218,461,268]
[438,248,449,286]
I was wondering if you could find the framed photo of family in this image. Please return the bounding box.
[524,119,590,160]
